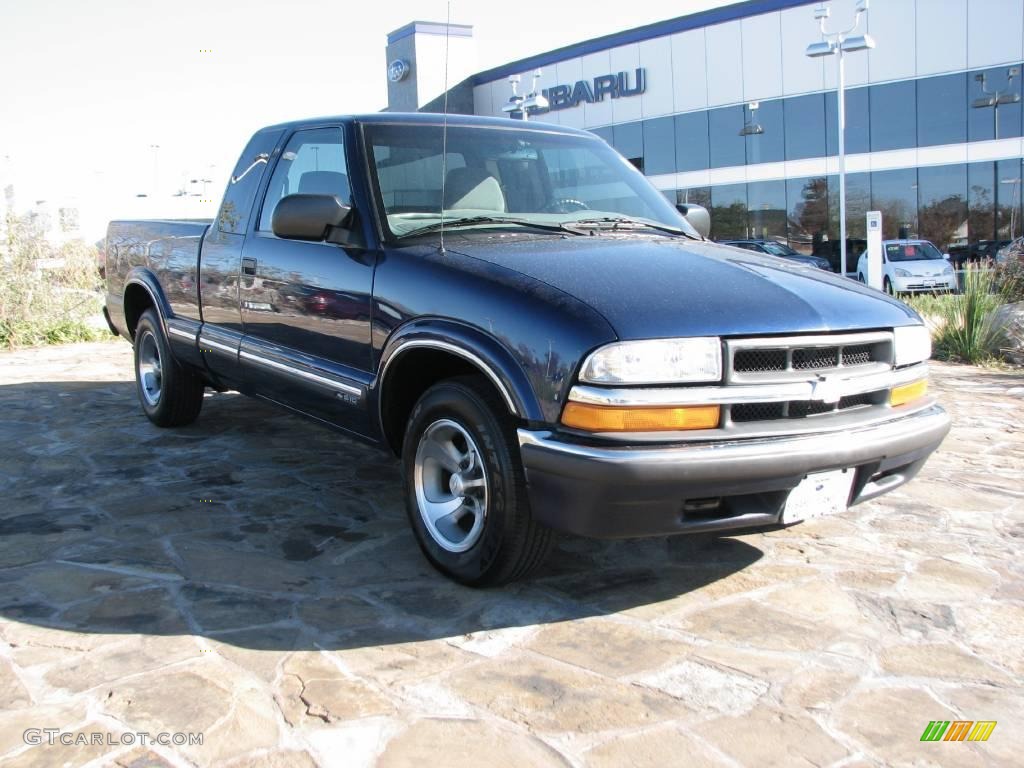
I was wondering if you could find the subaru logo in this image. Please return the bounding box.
[388,59,410,83]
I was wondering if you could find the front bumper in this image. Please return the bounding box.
[518,404,950,538]
[892,274,957,293]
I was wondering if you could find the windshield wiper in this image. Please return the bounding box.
[568,217,700,239]
[400,216,582,239]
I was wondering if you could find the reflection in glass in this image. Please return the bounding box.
[967,162,996,243]
[784,94,826,161]
[743,100,784,165]
[747,180,787,241]
[968,65,1023,142]
[871,168,919,239]
[710,183,747,240]
[827,172,871,240]
[787,177,829,255]
[997,158,1023,240]
[917,73,967,147]
[917,164,967,250]
[675,111,710,172]
[677,186,711,210]
[869,81,917,152]
[708,106,746,168]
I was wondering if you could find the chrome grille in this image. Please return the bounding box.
[726,331,894,384]
[729,390,884,423]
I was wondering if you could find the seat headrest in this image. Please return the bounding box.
[298,170,349,198]
[443,167,506,212]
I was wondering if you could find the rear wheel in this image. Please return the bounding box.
[402,376,552,586]
[133,309,204,427]
[883,277,894,296]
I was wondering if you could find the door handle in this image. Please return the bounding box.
[242,257,257,275]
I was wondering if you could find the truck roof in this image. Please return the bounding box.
[259,111,595,137]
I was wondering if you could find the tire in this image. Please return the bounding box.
[857,273,865,283]
[883,277,894,296]
[401,376,553,586]
[133,308,205,427]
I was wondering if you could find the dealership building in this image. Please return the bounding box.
[386,0,1024,265]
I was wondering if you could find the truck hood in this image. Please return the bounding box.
[448,235,921,339]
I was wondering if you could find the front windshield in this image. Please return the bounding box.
[364,122,695,239]
[886,241,943,262]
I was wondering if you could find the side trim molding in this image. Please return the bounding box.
[239,350,362,397]
[198,336,238,356]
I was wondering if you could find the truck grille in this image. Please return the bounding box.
[729,390,883,423]
[727,332,893,383]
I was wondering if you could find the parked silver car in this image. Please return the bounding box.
[856,240,957,294]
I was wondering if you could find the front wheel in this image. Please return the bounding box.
[133,309,205,427]
[402,376,552,586]
[883,277,895,296]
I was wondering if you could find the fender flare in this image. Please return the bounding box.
[123,267,174,337]
[374,319,545,426]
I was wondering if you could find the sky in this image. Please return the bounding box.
[0,0,729,239]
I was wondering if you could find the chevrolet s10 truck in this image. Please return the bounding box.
[103,113,950,585]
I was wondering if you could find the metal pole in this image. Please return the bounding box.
[837,48,847,277]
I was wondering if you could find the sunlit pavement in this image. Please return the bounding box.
[0,341,1021,767]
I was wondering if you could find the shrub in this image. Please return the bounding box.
[0,213,108,349]
[996,250,1024,303]
[905,266,1007,364]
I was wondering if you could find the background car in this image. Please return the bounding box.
[856,239,957,295]
[719,239,832,270]
[948,240,1010,269]
[996,237,1023,264]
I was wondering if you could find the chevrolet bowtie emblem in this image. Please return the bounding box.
[810,375,842,404]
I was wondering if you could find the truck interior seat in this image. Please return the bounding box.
[442,167,506,212]
[298,170,350,201]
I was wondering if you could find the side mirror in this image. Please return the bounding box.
[272,194,352,241]
[676,203,711,239]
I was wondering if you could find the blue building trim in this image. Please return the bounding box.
[388,21,474,45]
[471,0,816,86]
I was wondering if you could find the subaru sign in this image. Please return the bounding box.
[388,59,410,83]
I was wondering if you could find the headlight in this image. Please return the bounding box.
[943,264,954,274]
[894,268,912,277]
[894,325,931,367]
[580,338,722,384]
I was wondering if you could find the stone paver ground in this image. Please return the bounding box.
[0,341,1021,767]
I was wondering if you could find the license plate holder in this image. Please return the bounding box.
[782,469,854,524]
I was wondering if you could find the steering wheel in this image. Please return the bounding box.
[543,198,590,213]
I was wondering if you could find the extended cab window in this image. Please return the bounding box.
[257,127,350,233]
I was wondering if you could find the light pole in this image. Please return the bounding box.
[806,0,874,277]
[502,70,549,121]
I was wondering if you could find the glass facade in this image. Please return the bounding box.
[680,159,1024,266]
[593,62,1024,264]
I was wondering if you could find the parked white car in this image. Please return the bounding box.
[857,240,957,295]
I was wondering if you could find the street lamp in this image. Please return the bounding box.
[502,70,549,121]
[806,0,875,277]
[971,67,1020,141]
[739,102,764,136]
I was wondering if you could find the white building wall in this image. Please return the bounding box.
[916,0,967,76]
[966,0,1024,69]
[741,12,784,102]
[865,0,916,83]
[704,21,744,107]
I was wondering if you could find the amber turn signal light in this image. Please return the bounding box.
[561,402,721,432]
[890,379,928,407]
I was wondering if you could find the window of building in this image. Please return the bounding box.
[258,127,349,233]
[642,116,676,176]
[612,122,644,172]
[785,94,826,161]
[869,81,917,153]
[747,180,787,241]
[824,171,870,269]
[708,105,747,168]
[968,65,1024,142]
[743,100,784,165]
[589,126,615,146]
[674,111,710,172]
[917,73,967,147]
[710,183,748,239]
[870,168,919,239]
[826,87,870,156]
[968,161,997,243]
[786,176,829,255]
[676,186,711,210]
[917,164,967,250]
[997,157,1024,241]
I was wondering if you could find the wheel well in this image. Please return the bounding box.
[380,348,507,455]
[123,283,155,339]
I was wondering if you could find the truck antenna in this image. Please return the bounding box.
[438,0,452,255]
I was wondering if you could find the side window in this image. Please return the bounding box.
[217,129,284,234]
[257,127,350,233]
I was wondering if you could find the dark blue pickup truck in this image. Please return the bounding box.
[103,113,950,585]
